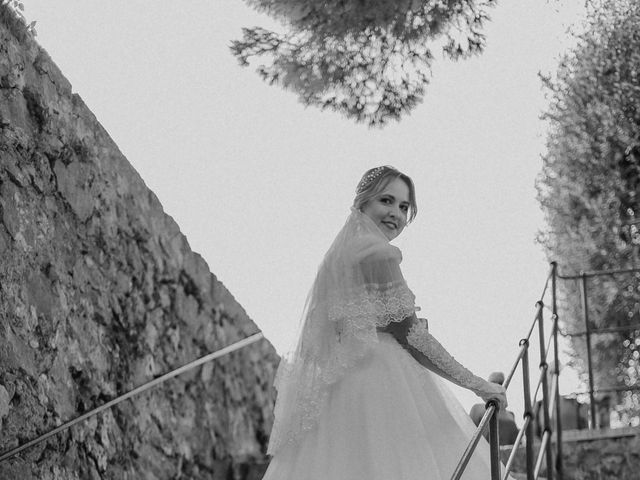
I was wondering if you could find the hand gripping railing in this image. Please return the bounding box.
[451,262,564,480]
[0,332,265,463]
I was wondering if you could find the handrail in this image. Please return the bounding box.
[504,330,554,480]
[451,265,556,480]
[451,403,498,480]
[539,270,552,304]
[558,265,640,279]
[534,429,551,479]
[530,329,554,406]
[6,257,637,478]
[503,342,528,391]
[551,261,563,480]
[559,264,640,430]
[521,338,535,480]
[531,362,549,408]
[559,323,640,337]
[502,415,531,479]
[547,373,559,427]
[523,302,544,345]
[499,340,534,478]
[536,299,555,480]
[533,373,558,479]
[0,332,266,463]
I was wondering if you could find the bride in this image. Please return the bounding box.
[262,166,508,480]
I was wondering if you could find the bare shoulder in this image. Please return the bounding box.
[358,240,402,263]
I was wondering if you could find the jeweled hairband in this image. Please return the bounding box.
[356,166,387,193]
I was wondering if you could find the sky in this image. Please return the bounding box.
[21,0,589,422]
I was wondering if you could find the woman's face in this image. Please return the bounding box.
[361,177,410,240]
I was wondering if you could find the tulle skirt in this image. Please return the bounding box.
[262,333,505,480]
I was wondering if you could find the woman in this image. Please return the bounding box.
[262,166,508,479]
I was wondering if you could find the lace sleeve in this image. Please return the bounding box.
[404,319,507,406]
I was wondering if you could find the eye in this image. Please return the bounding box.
[380,197,392,204]
[400,204,409,213]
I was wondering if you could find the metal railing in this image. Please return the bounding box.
[452,261,640,479]
[6,261,639,476]
[452,262,563,480]
[0,332,266,463]
[557,267,640,429]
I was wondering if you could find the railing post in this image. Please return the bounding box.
[551,262,564,480]
[537,302,554,480]
[488,401,501,480]
[520,339,534,480]
[580,273,597,428]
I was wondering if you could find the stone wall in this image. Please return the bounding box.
[502,428,640,480]
[561,433,640,480]
[0,6,277,479]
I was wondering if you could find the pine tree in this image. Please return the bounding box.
[231,0,496,126]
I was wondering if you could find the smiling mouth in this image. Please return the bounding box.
[382,221,397,230]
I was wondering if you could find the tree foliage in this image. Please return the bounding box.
[537,0,640,425]
[231,0,496,126]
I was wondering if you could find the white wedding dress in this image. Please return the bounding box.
[262,209,508,480]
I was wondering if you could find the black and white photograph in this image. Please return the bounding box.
[1,1,639,479]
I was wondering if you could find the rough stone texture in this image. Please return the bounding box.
[503,429,640,480]
[0,6,277,479]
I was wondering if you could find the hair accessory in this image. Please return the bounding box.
[356,166,387,193]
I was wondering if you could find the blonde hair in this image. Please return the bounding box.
[353,166,417,223]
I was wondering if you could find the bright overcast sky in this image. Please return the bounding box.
[23,0,588,420]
